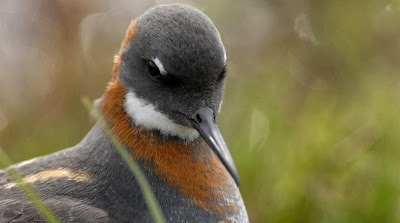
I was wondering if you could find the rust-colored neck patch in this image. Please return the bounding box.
[111,20,138,80]
[99,21,237,216]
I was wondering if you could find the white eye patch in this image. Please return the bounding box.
[153,57,167,75]
[223,51,227,62]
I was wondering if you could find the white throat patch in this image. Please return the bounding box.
[124,91,199,141]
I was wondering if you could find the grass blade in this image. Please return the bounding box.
[82,97,165,223]
[0,147,60,223]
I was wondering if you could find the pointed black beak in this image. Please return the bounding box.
[190,107,239,186]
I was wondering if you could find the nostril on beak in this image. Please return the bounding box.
[196,114,202,123]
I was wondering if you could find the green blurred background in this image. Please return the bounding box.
[1,0,400,222]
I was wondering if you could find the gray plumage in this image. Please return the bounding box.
[0,125,247,222]
[0,4,248,223]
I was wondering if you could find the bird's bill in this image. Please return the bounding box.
[190,107,239,186]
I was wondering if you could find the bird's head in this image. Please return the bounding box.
[113,4,239,185]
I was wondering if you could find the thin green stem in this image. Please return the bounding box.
[82,97,165,223]
[0,147,60,223]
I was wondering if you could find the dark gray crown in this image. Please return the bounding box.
[135,4,225,80]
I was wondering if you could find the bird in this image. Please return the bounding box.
[0,3,249,223]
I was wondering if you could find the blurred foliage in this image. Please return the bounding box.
[1,0,400,222]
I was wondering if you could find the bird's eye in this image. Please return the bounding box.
[218,65,227,81]
[147,60,161,77]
